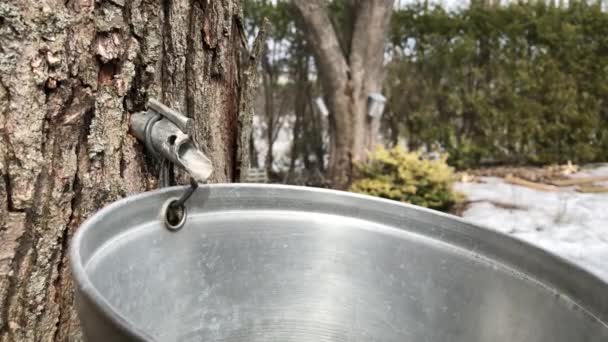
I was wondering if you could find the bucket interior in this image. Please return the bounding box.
[73,186,608,342]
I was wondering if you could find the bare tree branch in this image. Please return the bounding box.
[293,0,350,92]
[349,0,395,92]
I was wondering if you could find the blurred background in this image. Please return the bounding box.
[243,0,608,278]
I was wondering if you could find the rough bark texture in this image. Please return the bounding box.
[294,0,394,189]
[0,0,258,340]
[237,18,267,181]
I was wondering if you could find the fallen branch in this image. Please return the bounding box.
[450,199,527,217]
[505,175,557,191]
[548,175,608,187]
[576,185,608,193]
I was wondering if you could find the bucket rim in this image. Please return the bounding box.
[70,184,608,340]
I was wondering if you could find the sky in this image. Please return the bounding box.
[396,0,470,10]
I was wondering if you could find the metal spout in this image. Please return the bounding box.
[147,98,193,135]
[130,111,213,183]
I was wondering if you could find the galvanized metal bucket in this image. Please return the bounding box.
[70,184,608,341]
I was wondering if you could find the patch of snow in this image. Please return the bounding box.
[454,164,608,281]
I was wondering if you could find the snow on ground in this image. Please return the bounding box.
[454,164,608,281]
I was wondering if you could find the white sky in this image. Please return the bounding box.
[396,0,469,11]
[262,0,471,11]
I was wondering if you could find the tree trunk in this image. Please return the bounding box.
[0,0,261,340]
[261,58,275,177]
[294,0,394,189]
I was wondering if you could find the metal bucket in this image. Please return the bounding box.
[70,184,608,341]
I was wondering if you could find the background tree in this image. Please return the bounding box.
[245,0,327,184]
[0,0,263,340]
[294,0,395,189]
[285,33,327,185]
[245,0,608,183]
[246,0,292,177]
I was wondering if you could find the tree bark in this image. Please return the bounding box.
[294,0,394,189]
[262,64,275,176]
[0,0,260,340]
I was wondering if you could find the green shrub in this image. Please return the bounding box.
[386,3,608,167]
[349,146,462,211]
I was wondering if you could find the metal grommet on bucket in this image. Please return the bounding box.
[161,197,187,231]
[160,178,199,231]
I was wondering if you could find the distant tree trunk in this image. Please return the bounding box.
[262,56,275,176]
[0,0,262,340]
[294,0,394,189]
[287,51,309,181]
[250,132,259,168]
[287,110,301,179]
[307,82,326,174]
